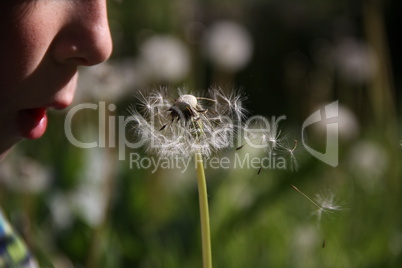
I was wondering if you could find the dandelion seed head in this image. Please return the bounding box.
[176,94,198,111]
[130,87,245,158]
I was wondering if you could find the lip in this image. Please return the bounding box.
[17,107,48,140]
[17,97,74,139]
[17,71,77,138]
[13,72,77,140]
[16,98,74,139]
[51,100,71,110]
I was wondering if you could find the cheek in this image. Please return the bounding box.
[0,16,59,111]
[11,28,53,78]
[0,12,57,89]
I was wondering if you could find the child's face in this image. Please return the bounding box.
[0,0,113,157]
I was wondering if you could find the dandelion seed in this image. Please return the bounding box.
[237,116,298,172]
[292,185,343,226]
[279,139,300,172]
[242,116,283,152]
[129,87,245,158]
[313,190,343,225]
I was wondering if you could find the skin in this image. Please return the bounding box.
[0,0,113,159]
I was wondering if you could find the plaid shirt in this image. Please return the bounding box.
[0,210,37,268]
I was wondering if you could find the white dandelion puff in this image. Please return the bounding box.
[128,87,242,266]
[129,87,246,158]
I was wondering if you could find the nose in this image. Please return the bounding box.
[53,0,113,66]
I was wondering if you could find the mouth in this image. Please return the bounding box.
[17,108,48,140]
[17,99,74,140]
[14,73,77,140]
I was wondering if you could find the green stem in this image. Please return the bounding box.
[195,152,212,268]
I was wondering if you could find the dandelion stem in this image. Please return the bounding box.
[195,152,212,268]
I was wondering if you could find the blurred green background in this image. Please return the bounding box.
[1,0,401,267]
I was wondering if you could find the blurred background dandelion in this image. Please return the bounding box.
[1,0,401,267]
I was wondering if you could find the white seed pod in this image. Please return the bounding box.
[130,87,246,158]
